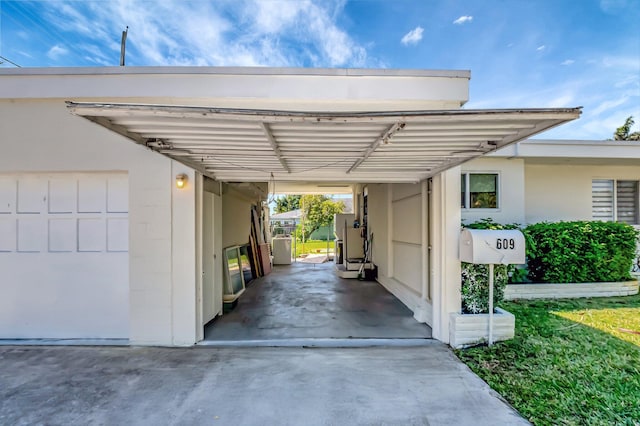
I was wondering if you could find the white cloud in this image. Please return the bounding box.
[561,59,575,65]
[453,16,473,25]
[47,44,69,60]
[40,0,371,68]
[401,26,424,46]
[590,97,629,116]
[546,92,575,107]
[536,45,546,51]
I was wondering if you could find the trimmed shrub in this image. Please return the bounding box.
[461,219,519,314]
[524,221,639,283]
[461,263,509,314]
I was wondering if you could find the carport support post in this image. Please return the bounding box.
[488,263,494,346]
[430,168,462,343]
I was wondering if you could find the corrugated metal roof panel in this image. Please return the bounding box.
[67,102,581,183]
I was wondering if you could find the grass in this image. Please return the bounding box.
[455,294,640,426]
[293,239,334,257]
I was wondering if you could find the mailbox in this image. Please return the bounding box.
[460,229,525,265]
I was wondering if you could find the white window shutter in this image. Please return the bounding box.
[592,179,614,221]
[616,181,639,225]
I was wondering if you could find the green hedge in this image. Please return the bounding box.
[461,219,519,314]
[524,221,639,283]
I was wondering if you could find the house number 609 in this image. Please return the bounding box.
[496,238,515,250]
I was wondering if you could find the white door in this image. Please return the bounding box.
[202,191,223,323]
[0,173,129,339]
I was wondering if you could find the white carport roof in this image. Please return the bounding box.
[68,102,581,183]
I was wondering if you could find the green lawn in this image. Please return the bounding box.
[455,294,640,426]
[293,239,334,257]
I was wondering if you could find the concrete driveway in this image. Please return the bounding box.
[0,344,529,425]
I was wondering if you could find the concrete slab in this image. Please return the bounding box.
[205,262,431,341]
[0,345,529,425]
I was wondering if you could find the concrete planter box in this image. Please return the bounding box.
[449,307,515,349]
[504,280,639,300]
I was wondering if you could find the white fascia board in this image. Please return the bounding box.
[0,66,470,109]
[489,139,640,159]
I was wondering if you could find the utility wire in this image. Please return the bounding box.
[0,55,21,67]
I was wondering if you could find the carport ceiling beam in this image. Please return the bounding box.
[261,122,290,173]
[347,122,405,174]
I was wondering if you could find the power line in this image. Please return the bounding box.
[0,55,21,67]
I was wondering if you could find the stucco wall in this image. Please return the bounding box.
[524,163,640,224]
[0,99,198,345]
[391,183,423,294]
[461,158,525,225]
[365,184,388,277]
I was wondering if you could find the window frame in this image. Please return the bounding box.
[461,172,501,210]
[591,178,640,225]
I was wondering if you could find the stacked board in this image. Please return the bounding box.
[249,205,271,278]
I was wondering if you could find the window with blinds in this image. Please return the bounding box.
[592,179,639,225]
[592,179,614,221]
[617,181,639,225]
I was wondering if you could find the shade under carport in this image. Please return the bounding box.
[67,102,581,183]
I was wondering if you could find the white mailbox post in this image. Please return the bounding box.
[460,229,526,345]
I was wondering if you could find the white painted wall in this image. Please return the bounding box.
[368,182,433,326]
[524,163,640,224]
[0,99,199,345]
[391,184,423,295]
[171,164,198,346]
[366,184,388,277]
[461,158,525,225]
[368,173,462,343]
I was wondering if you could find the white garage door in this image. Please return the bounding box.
[0,173,129,339]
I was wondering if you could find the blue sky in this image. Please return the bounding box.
[1,0,638,139]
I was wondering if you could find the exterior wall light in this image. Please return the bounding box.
[175,174,188,189]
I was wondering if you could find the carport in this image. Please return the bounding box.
[1,67,581,346]
[66,79,579,345]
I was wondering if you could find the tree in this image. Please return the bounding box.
[274,195,301,213]
[613,116,640,141]
[299,195,345,240]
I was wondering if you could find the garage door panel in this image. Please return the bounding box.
[17,178,46,213]
[0,253,129,338]
[78,218,106,252]
[49,218,76,252]
[0,177,16,213]
[107,175,128,213]
[0,218,16,251]
[48,177,77,213]
[107,218,128,252]
[17,218,46,252]
[78,177,106,213]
